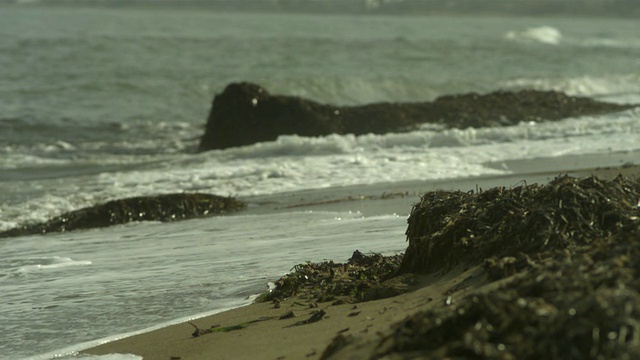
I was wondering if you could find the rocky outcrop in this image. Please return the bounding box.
[0,193,246,238]
[199,82,636,150]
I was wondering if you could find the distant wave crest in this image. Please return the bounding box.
[501,75,640,101]
[13,256,92,275]
[505,26,562,45]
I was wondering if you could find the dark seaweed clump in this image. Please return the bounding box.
[320,175,640,360]
[260,250,404,304]
[372,225,640,360]
[401,174,640,275]
[0,193,246,238]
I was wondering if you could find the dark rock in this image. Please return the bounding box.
[199,82,636,150]
[0,193,246,238]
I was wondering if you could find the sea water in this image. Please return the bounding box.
[0,3,639,359]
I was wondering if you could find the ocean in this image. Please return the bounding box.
[1,3,639,359]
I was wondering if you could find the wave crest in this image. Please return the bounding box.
[505,26,562,45]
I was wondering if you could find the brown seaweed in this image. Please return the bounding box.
[320,174,640,359]
[286,309,327,327]
[0,193,246,238]
[258,250,405,304]
[401,174,640,275]
[371,225,640,360]
[189,317,274,337]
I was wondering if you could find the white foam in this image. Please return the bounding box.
[505,26,562,45]
[1,109,639,231]
[23,353,142,360]
[6,211,405,358]
[578,37,640,50]
[261,76,439,106]
[26,303,244,360]
[15,256,92,274]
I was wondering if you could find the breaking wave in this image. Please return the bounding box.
[505,26,562,45]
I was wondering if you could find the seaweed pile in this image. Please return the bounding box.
[370,225,640,359]
[260,250,404,304]
[321,175,640,359]
[0,193,245,238]
[401,174,640,275]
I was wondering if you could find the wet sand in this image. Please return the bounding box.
[84,151,640,360]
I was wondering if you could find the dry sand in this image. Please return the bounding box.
[84,152,640,360]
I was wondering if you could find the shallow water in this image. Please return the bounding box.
[2,211,406,359]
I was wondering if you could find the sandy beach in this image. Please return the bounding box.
[84,152,640,360]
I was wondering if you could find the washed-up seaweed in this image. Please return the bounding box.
[0,193,246,238]
[189,317,274,337]
[319,174,640,359]
[286,309,327,327]
[258,250,404,304]
[401,174,640,275]
[370,225,640,360]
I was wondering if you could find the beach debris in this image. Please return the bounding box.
[257,250,404,304]
[484,253,537,280]
[362,273,416,301]
[444,296,453,306]
[0,193,246,238]
[188,322,218,337]
[279,311,297,320]
[305,349,317,357]
[188,317,274,337]
[199,82,636,150]
[287,309,327,327]
[319,334,355,360]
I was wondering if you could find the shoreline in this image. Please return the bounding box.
[83,156,639,359]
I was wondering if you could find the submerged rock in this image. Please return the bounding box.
[199,82,635,150]
[0,193,246,238]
